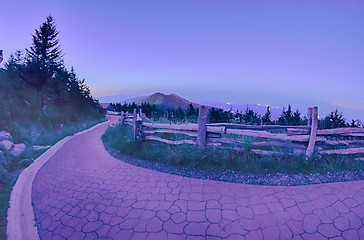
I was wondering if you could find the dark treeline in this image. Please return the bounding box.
[113,102,363,129]
[210,105,306,126]
[0,16,105,143]
[112,102,307,126]
[111,102,199,123]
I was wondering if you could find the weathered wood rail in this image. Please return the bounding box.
[118,107,364,159]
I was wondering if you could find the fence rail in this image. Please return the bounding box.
[118,108,364,159]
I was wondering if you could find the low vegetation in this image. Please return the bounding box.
[102,124,364,176]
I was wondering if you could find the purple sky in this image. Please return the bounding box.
[1,1,364,120]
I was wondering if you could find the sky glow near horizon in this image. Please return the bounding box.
[1,0,364,120]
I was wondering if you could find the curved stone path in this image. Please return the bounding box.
[32,118,364,240]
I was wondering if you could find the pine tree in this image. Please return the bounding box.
[262,106,272,125]
[186,103,197,122]
[278,104,294,125]
[243,106,261,125]
[278,107,286,125]
[324,109,347,129]
[350,119,363,128]
[285,104,293,125]
[235,110,243,124]
[0,16,105,131]
[4,50,25,72]
[292,110,301,125]
[26,15,63,69]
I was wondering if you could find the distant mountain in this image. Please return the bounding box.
[100,92,285,117]
[96,94,148,103]
[122,96,149,104]
[136,92,202,109]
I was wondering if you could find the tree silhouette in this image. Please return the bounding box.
[242,106,261,125]
[292,110,301,125]
[0,16,104,130]
[324,109,347,129]
[262,106,272,125]
[26,15,63,69]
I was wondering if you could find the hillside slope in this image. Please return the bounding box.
[0,16,106,239]
[136,92,202,109]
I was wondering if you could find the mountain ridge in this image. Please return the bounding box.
[136,92,202,109]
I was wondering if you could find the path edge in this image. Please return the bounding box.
[6,120,109,240]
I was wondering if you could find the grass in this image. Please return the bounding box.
[0,118,105,239]
[102,124,364,176]
[0,170,15,239]
[10,118,105,146]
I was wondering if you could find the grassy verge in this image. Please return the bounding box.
[0,118,105,239]
[102,124,364,176]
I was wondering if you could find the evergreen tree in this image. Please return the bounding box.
[0,16,105,136]
[278,104,294,125]
[26,15,63,69]
[4,50,25,73]
[292,110,301,126]
[235,110,243,124]
[350,119,363,128]
[186,103,197,122]
[285,104,293,125]
[176,107,185,123]
[242,106,261,125]
[151,104,158,120]
[210,107,233,123]
[167,109,174,123]
[262,106,272,125]
[130,102,137,112]
[324,109,347,129]
[278,108,286,125]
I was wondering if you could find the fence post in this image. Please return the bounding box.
[120,111,125,125]
[197,106,210,149]
[139,109,145,140]
[307,107,313,127]
[141,113,147,122]
[133,108,137,140]
[305,106,318,159]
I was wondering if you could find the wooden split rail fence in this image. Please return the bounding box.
[119,107,364,160]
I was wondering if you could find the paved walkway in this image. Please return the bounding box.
[32,119,364,240]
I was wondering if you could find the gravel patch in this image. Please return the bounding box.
[105,147,364,186]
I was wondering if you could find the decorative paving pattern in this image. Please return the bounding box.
[32,119,364,239]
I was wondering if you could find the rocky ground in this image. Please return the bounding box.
[0,130,50,172]
[106,147,364,186]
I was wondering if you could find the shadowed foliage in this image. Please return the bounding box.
[0,16,105,238]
